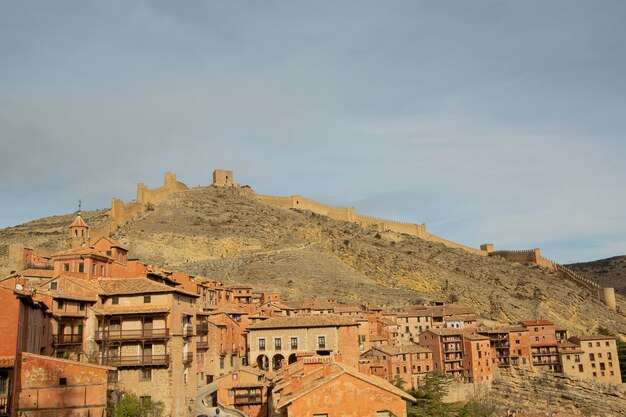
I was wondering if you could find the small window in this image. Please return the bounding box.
[291,337,298,349]
[101,266,105,275]
[79,302,85,311]
[112,297,119,305]
[51,282,58,290]
[63,263,70,272]
[318,336,326,348]
[57,300,64,310]
[144,295,151,304]
[274,338,282,350]
[106,251,112,257]
[139,369,152,381]
[259,339,266,350]
[232,373,238,380]
[59,377,67,386]
[78,262,84,273]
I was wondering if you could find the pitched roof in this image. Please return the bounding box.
[0,356,15,368]
[247,315,357,330]
[97,278,198,297]
[20,268,55,278]
[70,215,88,228]
[274,361,415,409]
[571,334,615,341]
[372,344,432,356]
[519,320,555,327]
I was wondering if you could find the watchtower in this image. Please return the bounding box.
[213,170,234,187]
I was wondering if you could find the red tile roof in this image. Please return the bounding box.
[247,315,357,330]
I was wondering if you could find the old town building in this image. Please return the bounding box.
[359,344,433,389]
[560,335,622,385]
[247,316,361,370]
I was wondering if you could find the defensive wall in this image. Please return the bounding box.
[486,247,616,311]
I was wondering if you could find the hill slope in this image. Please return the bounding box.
[567,256,626,295]
[1,186,625,336]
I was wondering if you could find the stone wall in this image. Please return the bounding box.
[254,193,488,256]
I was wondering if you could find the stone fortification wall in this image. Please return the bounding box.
[255,193,487,256]
[109,172,188,227]
[423,233,487,256]
[490,248,616,311]
[136,171,188,206]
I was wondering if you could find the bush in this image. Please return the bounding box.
[113,393,164,417]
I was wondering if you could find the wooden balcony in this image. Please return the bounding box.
[234,394,263,405]
[182,353,194,364]
[196,323,209,334]
[53,334,83,345]
[100,354,169,367]
[0,396,9,417]
[95,328,169,341]
[183,326,194,337]
[197,341,209,350]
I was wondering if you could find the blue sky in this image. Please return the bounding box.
[1,1,625,263]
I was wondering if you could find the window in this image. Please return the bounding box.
[79,302,85,311]
[589,353,595,361]
[596,342,600,347]
[290,337,298,349]
[57,300,64,310]
[606,341,610,347]
[139,369,152,381]
[232,373,238,380]
[63,263,70,272]
[144,295,151,304]
[578,364,584,372]
[0,374,8,395]
[101,266,105,275]
[112,297,119,305]
[588,342,593,348]
[78,262,84,273]
[318,336,326,349]
[219,357,224,369]
[59,377,67,386]
[92,264,96,275]
[106,250,112,257]
[574,355,580,363]
[51,282,58,290]
[608,352,612,360]
[259,339,266,350]
[274,338,282,350]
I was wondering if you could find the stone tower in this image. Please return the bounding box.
[212,170,234,187]
[68,214,90,248]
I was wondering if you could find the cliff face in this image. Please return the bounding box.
[568,256,626,296]
[1,186,625,336]
[491,370,626,416]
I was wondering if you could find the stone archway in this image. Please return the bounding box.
[288,353,297,364]
[272,354,285,370]
[256,354,269,371]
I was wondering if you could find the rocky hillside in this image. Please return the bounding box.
[1,186,625,337]
[567,256,626,296]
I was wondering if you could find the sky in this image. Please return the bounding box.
[1,1,625,264]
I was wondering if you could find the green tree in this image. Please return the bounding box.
[114,393,164,417]
[406,372,455,417]
[596,326,626,382]
[457,394,497,417]
[392,374,406,390]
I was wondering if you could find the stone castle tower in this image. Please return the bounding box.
[68,214,90,249]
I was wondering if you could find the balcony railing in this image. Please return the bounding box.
[220,349,229,356]
[234,394,263,405]
[197,341,209,350]
[53,334,83,345]
[0,396,9,416]
[183,352,194,364]
[95,329,169,341]
[100,354,169,367]
[196,323,209,334]
[183,326,194,337]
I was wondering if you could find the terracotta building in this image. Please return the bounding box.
[269,356,416,417]
[246,316,361,370]
[359,344,433,388]
[519,320,565,372]
[560,335,622,385]
[214,367,269,417]
[477,327,532,370]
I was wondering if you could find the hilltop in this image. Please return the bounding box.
[568,256,626,295]
[1,184,625,338]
